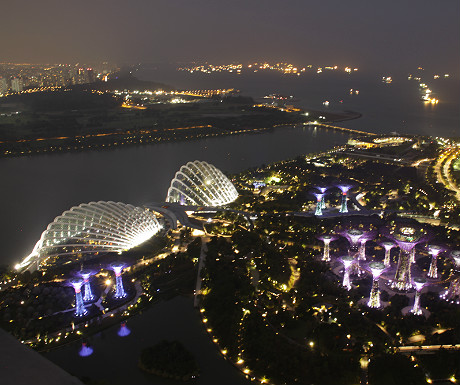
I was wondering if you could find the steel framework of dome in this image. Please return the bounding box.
[166,160,238,206]
[16,201,162,271]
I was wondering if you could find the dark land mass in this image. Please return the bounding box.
[0,76,360,157]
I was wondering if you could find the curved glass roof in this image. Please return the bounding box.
[166,160,238,206]
[16,201,161,271]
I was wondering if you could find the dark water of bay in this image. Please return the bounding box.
[0,124,347,267]
[136,66,460,138]
[44,297,251,385]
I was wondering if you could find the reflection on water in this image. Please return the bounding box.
[44,296,250,385]
[78,342,94,357]
[118,322,131,337]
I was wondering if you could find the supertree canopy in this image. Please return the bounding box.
[317,234,338,262]
[315,186,329,209]
[69,278,87,317]
[111,262,127,299]
[427,244,445,279]
[411,277,427,315]
[368,262,386,309]
[385,223,429,290]
[381,241,396,267]
[16,201,162,272]
[80,269,95,302]
[337,184,354,213]
[313,193,325,216]
[166,160,238,207]
[340,255,355,290]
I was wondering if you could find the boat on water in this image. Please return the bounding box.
[262,94,299,102]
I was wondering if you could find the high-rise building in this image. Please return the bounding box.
[11,77,23,93]
[0,77,8,95]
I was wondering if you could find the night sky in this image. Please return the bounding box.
[2,0,459,74]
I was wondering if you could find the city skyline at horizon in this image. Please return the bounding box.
[2,0,459,76]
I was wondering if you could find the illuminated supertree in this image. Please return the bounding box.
[427,245,444,279]
[118,322,131,337]
[313,193,324,216]
[440,250,460,304]
[452,250,460,271]
[340,255,355,290]
[80,269,95,302]
[69,278,87,317]
[381,241,395,267]
[111,262,127,299]
[367,262,386,308]
[317,234,338,262]
[337,184,353,213]
[358,233,376,261]
[79,342,94,357]
[340,229,368,275]
[315,186,328,209]
[386,225,428,291]
[411,277,427,315]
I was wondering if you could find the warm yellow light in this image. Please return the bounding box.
[105,279,112,285]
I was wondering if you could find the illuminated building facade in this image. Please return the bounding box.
[16,201,161,272]
[166,160,238,206]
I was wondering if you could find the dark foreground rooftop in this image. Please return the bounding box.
[0,328,83,385]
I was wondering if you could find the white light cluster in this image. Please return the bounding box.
[16,201,161,271]
[166,160,238,207]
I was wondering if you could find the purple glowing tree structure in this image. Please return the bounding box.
[337,184,353,213]
[427,245,444,279]
[316,186,328,209]
[452,250,460,270]
[79,342,94,357]
[80,269,95,302]
[317,234,338,262]
[313,193,324,216]
[440,250,460,304]
[111,262,127,299]
[343,229,364,256]
[368,262,386,308]
[388,225,427,291]
[69,278,87,317]
[341,255,355,290]
[381,241,396,267]
[411,277,427,315]
[340,229,369,274]
[118,322,131,337]
[358,233,376,261]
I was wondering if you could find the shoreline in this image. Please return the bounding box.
[0,110,364,159]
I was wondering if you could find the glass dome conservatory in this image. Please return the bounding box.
[16,201,161,271]
[166,160,238,207]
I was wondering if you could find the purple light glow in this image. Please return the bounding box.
[79,342,93,357]
[118,322,131,337]
[79,269,95,302]
[110,262,127,299]
[69,278,87,317]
